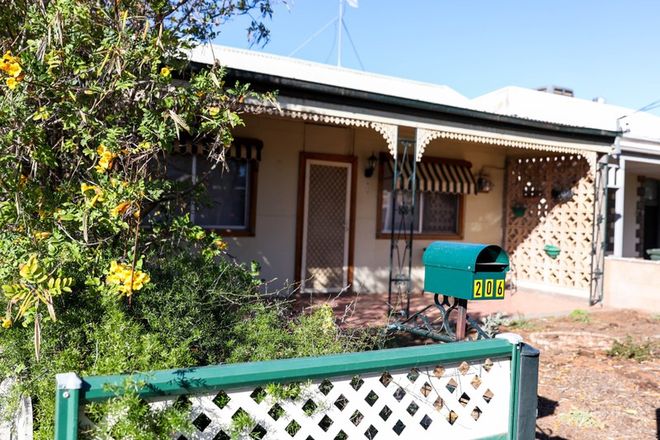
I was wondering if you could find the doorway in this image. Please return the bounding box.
[296,153,356,293]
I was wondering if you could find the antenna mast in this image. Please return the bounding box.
[288,0,362,69]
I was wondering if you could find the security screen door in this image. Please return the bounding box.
[300,158,354,293]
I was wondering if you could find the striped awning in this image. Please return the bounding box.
[388,159,477,194]
[173,137,262,161]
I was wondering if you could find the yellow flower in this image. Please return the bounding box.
[33,231,52,240]
[208,106,220,117]
[6,77,17,90]
[95,144,117,173]
[160,66,171,77]
[2,318,11,329]
[213,238,228,251]
[111,201,131,217]
[106,261,150,296]
[80,183,104,206]
[0,52,22,78]
[6,63,21,77]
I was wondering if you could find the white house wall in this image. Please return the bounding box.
[229,115,506,294]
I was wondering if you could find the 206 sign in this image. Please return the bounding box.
[473,279,505,298]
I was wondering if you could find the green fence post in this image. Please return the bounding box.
[54,372,82,440]
[515,343,541,439]
[498,333,540,440]
[496,333,523,439]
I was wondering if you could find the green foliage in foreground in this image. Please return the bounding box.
[0,247,377,439]
[0,0,381,438]
[607,336,655,362]
[568,309,591,324]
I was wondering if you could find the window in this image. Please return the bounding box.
[166,154,257,235]
[377,155,467,239]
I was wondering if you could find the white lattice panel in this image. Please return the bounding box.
[504,155,594,291]
[136,357,513,440]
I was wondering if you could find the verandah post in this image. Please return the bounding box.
[54,372,82,440]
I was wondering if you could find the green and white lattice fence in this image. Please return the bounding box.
[54,337,538,440]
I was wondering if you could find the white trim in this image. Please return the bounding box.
[516,280,588,299]
[247,97,613,156]
[55,372,82,390]
[613,159,626,257]
[621,155,660,167]
[300,159,352,293]
[605,255,660,265]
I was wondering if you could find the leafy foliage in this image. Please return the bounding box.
[0,0,380,437]
[568,309,591,324]
[607,336,655,362]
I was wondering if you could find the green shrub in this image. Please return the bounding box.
[131,252,260,365]
[607,336,654,362]
[558,407,604,429]
[0,1,381,437]
[226,303,365,363]
[506,315,537,330]
[568,309,591,323]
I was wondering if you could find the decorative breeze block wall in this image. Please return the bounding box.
[505,155,595,291]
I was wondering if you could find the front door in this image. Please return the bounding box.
[297,153,356,293]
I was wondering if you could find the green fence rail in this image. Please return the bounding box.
[54,337,538,440]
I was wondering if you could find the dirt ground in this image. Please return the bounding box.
[497,309,660,440]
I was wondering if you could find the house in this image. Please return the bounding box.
[184,45,617,309]
[473,86,660,312]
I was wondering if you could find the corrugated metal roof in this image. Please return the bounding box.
[188,44,618,141]
[472,86,660,142]
[189,45,471,109]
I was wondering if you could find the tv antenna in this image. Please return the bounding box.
[288,0,364,69]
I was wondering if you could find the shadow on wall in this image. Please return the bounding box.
[504,155,594,291]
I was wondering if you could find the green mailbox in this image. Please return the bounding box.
[423,242,510,300]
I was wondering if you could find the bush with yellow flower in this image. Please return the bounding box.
[0,1,375,438]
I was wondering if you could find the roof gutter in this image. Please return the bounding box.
[216,67,620,146]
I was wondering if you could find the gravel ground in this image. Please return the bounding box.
[500,309,659,440]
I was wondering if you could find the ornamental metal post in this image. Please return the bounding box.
[387,139,416,318]
[54,372,82,440]
[590,153,609,305]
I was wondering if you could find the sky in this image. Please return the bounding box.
[214,0,660,114]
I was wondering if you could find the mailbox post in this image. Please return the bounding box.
[423,242,510,340]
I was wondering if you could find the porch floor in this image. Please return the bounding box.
[297,288,604,328]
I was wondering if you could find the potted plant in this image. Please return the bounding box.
[544,244,561,259]
[646,248,660,261]
[512,203,526,218]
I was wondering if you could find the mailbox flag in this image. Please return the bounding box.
[346,0,358,7]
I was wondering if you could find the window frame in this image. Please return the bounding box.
[170,154,259,237]
[376,153,466,240]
